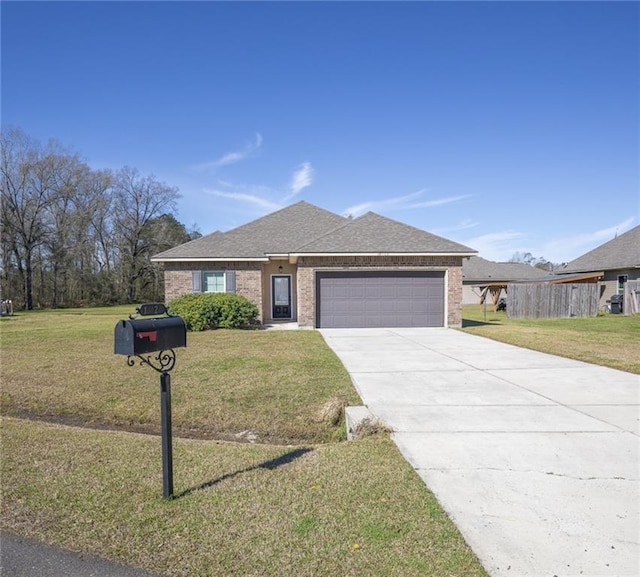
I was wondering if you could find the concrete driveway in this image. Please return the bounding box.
[320,328,639,577]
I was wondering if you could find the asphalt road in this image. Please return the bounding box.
[1,530,162,577]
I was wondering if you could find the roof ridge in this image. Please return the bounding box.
[223,200,314,232]
[294,215,355,251]
[294,209,476,254]
[355,211,477,249]
[152,202,478,260]
[296,206,438,249]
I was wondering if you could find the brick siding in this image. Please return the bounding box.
[163,256,465,328]
[163,262,263,322]
[296,255,465,328]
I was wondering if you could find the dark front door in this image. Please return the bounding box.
[272,275,292,319]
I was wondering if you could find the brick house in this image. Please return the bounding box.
[151,201,476,328]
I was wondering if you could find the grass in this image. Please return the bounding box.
[9,303,631,575]
[461,304,640,374]
[0,306,359,443]
[1,306,487,576]
[1,418,486,576]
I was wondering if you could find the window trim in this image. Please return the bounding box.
[192,270,236,294]
[203,271,226,294]
[617,274,628,294]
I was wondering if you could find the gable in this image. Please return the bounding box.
[294,212,476,255]
[153,201,347,260]
[223,201,348,256]
[152,201,476,261]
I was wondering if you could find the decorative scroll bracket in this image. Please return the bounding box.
[127,349,177,373]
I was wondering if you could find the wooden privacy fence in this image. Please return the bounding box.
[625,280,640,315]
[507,283,599,319]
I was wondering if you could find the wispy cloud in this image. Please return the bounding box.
[458,217,637,264]
[463,230,527,261]
[204,188,282,212]
[284,162,314,200]
[343,190,426,217]
[194,133,263,172]
[206,160,315,214]
[543,217,636,262]
[432,219,479,235]
[411,195,472,208]
[342,189,471,218]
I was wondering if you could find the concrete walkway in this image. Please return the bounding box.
[320,328,640,577]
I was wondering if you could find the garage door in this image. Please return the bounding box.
[317,271,445,328]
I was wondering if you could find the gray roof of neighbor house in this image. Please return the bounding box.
[559,225,640,274]
[463,256,549,283]
[152,201,476,261]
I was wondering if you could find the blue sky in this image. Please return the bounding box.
[2,1,638,263]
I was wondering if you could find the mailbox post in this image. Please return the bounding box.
[114,303,187,499]
[160,371,173,499]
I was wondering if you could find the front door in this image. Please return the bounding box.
[272,275,292,319]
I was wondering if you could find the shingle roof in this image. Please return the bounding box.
[152,201,347,260]
[152,230,224,260]
[463,256,549,283]
[152,201,477,261]
[295,212,476,254]
[559,225,640,273]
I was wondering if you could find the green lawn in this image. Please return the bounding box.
[0,306,359,443]
[0,307,487,577]
[461,305,640,374]
[2,417,485,577]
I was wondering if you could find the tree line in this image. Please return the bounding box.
[509,251,559,272]
[1,126,200,310]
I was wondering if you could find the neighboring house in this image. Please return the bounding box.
[556,225,640,307]
[151,201,477,328]
[462,256,549,305]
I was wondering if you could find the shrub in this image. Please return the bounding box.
[168,293,259,331]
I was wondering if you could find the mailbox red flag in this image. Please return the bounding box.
[136,331,158,342]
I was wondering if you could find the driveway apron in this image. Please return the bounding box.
[320,328,640,577]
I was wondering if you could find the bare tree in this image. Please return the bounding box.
[86,169,115,274]
[111,167,180,303]
[43,153,91,307]
[1,127,67,309]
[2,127,189,308]
[509,251,554,272]
[138,213,198,301]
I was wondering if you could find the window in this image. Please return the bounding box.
[618,275,628,294]
[192,270,235,294]
[204,272,225,293]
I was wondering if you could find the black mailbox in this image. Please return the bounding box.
[114,316,187,356]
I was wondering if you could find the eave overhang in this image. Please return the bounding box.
[153,251,477,264]
[151,256,270,263]
[288,251,477,258]
[547,271,604,284]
